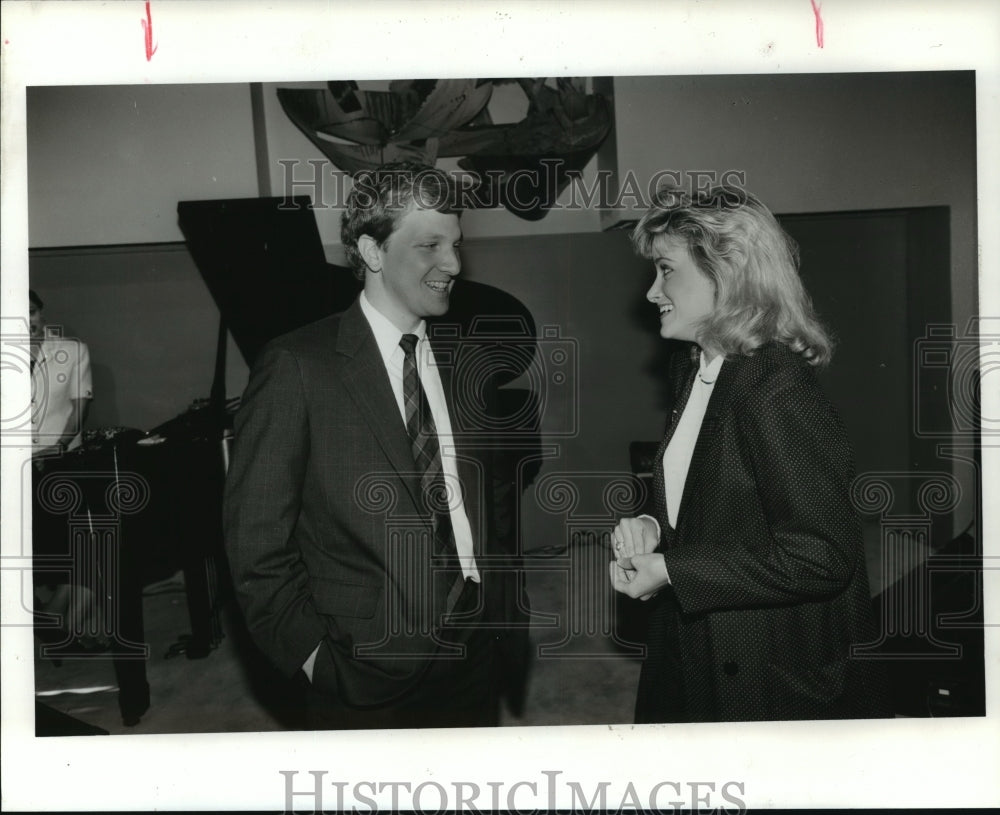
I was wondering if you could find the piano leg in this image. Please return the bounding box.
[165,438,225,659]
[108,509,151,726]
[165,552,221,659]
[110,608,151,727]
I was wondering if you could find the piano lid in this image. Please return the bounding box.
[178,196,361,368]
[178,195,537,382]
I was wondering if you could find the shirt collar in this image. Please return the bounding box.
[31,333,53,358]
[358,291,427,367]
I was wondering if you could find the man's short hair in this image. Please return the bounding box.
[341,161,462,280]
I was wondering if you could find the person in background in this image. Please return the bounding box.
[610,186,891,722]
[29,289,103,649]
[29,289,92,455]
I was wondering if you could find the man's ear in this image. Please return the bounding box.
[357,235,382,273]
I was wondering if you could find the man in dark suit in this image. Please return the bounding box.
[224,161,524,729]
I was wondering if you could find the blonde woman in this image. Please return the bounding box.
[610,186,891,722]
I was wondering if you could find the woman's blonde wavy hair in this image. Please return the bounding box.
[632,185,833,367]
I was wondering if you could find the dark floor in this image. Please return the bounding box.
[37,524,980,733]
[33,543,644,734]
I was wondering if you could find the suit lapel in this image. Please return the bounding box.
[662,349,699,450]
[675,351,741,528]
[652,349,697,535]
[335,300,423,510]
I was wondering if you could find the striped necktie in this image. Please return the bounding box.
[398,333,455,558]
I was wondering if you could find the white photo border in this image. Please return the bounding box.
[2,1,998,810]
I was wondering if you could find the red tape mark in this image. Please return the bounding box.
[142,1,158,61]
[810,0,825,48]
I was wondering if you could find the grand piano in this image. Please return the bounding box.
[34,196,541,727]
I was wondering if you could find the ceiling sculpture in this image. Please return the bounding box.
[277,78,612,220]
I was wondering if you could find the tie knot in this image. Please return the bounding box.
[399,333,419,357]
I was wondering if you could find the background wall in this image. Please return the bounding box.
[605,72,978,335]
[26,73,977,330]
[27,84,259,247]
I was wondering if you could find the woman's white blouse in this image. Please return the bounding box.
[661,351,725,529]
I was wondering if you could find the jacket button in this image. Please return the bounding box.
[723,661,739,676]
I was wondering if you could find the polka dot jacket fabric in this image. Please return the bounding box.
[636,342,892,722]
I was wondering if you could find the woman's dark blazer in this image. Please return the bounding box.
[637,341,892,722]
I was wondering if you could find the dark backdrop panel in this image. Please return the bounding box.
[782,208,953,529]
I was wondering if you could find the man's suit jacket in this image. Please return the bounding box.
[224,298,525,709]
[637,342,892,722]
